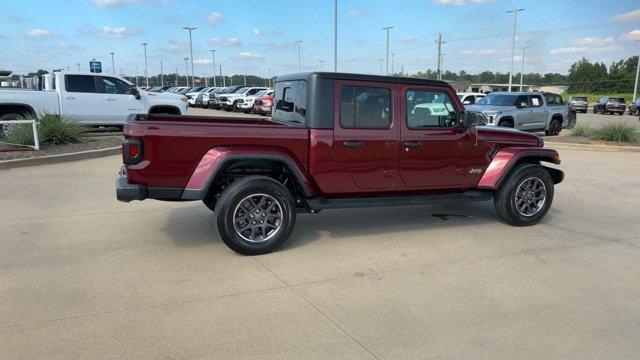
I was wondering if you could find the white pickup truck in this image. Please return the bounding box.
[0,72,187,125]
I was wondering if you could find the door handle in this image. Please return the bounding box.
[403,141,422,151]
[64,96,75,100]
[106,97,116,101]
[342,140,363,149]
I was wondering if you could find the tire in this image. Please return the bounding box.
[545,119,562,136]
[215,176,296,255]
[566,112,577,129]
[619,112,624,116]
[494,163,554,226]
[232,101,239,112]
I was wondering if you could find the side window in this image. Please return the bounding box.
[339,86,391,129]
[530,95,543,107]
[406,90,458,129]
[467,96,476,105]
[516,95,528,108]
[65,75,97,93]
[98,77,131,95]
[273,80,307,125]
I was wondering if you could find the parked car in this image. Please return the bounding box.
[251,93,274,116]
[184,86,207,106]
[149,85,171,93]
[196,87,223,107]
[593,96,626,115]
[467,91,569,136]
[219,87,268,111]
[116,72,564,255]
[209,85,245,109]
[237,89,274,113]
[168,86,188,93]
[568,96,588,113]
[457,92,485,105]
[0,72,187,125]
[628,99,640,116]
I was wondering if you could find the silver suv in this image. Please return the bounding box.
[466,92,569,136]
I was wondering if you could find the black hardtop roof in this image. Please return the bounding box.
[276,72,451,87]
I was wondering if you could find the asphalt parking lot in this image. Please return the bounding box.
[2,145,640,359]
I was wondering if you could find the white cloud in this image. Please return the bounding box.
[162,40,187,53]
[252,28,262,36]
[225,38,242,46]
[24,28,53,39]
[613,9,640,23]
[207,12,223,26]
[268,43,291,49]
[621,29,640,41]
[460,48,496,55]
[208,37,219,45]
[550,44,623,55]
[193,58,213,65]
[433,0,491,5]
[401,36,414,44]
[101,26,137,37]
[347,9,361,16]
[232,52,263,60]
[572,36,614,46]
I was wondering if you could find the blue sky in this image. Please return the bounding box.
[1,0,639,78]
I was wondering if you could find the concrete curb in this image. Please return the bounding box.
[0,146,121,170]
[545,141,640,153]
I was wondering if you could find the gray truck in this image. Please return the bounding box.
[466,91,571,136]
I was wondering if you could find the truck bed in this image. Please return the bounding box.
[124,114,310,189]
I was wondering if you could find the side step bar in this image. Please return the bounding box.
[308,191,493,210]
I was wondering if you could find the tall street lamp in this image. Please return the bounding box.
[379,58,384,75]
[633,40,640,102]
[334,0,338,72]
[210,49,217,87]
[382,26,394,75]
[507,8,525,92]
[519,46,530,92]
[110,52,115,75]
[141,43,149,87]
[295,40,303,72]
[183,26,197,87]
[319,60,325,71]
[183,57,189,87]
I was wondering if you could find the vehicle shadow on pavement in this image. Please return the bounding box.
[281,200,499,251]
[163,207,222,248]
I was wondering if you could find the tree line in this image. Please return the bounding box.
[407,55,638,94]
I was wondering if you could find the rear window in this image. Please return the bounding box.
[273,80,307,125]
[572,97,587,101]
[611,98,625,103]
[65,75,96,93]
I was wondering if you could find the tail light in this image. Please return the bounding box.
[122,138,143,165]
[263,99,272,106]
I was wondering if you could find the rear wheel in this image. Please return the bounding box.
[494,164,554,226]
[545,119,562,136]
[215,176,296,255]
[498,119,512,128]
[567,112,577,129]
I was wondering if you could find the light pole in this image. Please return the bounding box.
[382,26,394,75]
[183,26,197,87]
[518,46,530,92]
[507,8,525,92]
[183,57,189,86]
[334,0,338,72]
[295,40,303,72]
[220,65,225,87]
[210,50,217,87]
[141,43,149,87]
[633,40,640,101]
[379,58,384,75]
[319,60,325,71]
[436,33,446,80]
[268,67,271,87]
[77,63,81,71]
[391,53,395,74]
[110,52,115,75]
[160,59,164,86]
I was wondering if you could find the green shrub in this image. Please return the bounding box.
[591,123,640,143]
[2,112,87,147]
[571,123,593,137]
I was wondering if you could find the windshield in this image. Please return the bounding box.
[233,87,249,94]
[476,94,518,106]
[254,90,268,97]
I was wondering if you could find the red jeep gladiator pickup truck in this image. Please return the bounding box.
[117,72,563,255]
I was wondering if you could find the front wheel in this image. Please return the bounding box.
[215,176,296,255]
[494,164,554,226]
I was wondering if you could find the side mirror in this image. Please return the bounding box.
[131,87,141,100]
